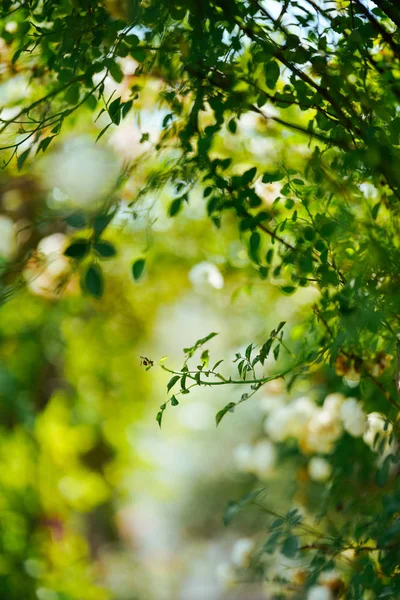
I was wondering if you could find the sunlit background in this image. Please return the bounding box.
[0,2,389,599]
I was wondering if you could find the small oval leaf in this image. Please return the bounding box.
[132,258,146,281]
[84,263,104,298]
[64,239,90,259]
[94,240,117,258]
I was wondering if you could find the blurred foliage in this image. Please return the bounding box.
[1,0,400,599]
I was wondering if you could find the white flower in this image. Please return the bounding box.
[233,440,276,479]
[233,443,254,472]
[343,367,361,386]
[251,440,276,478]
[5,21,18,34]
[37,234,69,277]
[231,538,255,568]
[319,569,341,586]
[264,397,316,443]
[254,180,281,206]
[271,552,304,582]
[289,397,317,437]
[363,412,393,452]
[45,138,119,210]
[189,261,224,289]
[359,182,378,199]
[323,393,345,418]
[24,234,70,298]
[0,215,17,259]
[307,585,334,600]
[340,398,367,437]
[264,405,292,442]
[308,457,332,482]
[216,562,236,589]
[305,409,343,454]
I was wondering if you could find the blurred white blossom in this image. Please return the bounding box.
[189,262,224,290]
[37,234,69,277]
[319,569,341,586]
[264,396,316,442]
[231,538,255,568]
[323,393,345,418]
[359,182,379,199]
[340,398,368,437]
[233,443,253,472]
[0,215,17,259]
[216,562,236,589]
[308,457,332,482]
[233,439,276,479]
[24,233,70,298]
[307,585,334,600]
[44,138,119,210]
[305,408,343,454]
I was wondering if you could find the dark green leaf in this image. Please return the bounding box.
[94,241,117,258]
[281,535,299,558]
[223,489,264,526]
[64,239,90,259]
[84,264,104,298]
[216,402,236,426]
[17,148,30,171]
[167,375,180,392]
[265,60,280,88]
[93,211,115,239]
[66,212,86,229]
[169,197,182,217]
[132,258,146,280]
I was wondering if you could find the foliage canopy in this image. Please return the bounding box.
[2,0,400,598]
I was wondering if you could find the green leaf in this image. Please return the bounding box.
[156,411,163,428]
[17,148,30,171]
[108,60,124,83]
[264,531,282,554]
[259,338,273,365]
[65,212,86,229]
[276,321,286,334]
[372,202,381,220]
[108,97,121,125]
[167,375,180,392]
[94,240,117,258]
[132,258,146,280]
[64,82,80,105]
[84,264,104,298]
[265,60,280,88]
[12,48,23,65]
[216,402,236,426]
[171,395,179,406]
[320,221,337,238]
[96,123,112,142]
[228,118,237,133]
[131,47,146,62]
[93,211,115,239]
[36,136,54,154]
[249,231,261,262]
[64,239,90,259]
[169,197,182,217]
[280,286,296,295]
[262,171,284,183]
[282,535,299,558]
[241,167,257,185]
[223,489,264,526]
[184,332,218,357]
